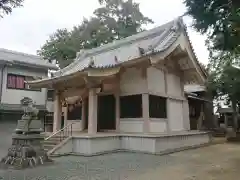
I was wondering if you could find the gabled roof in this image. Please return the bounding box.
[0,48,58,70]
[54,18,183,77]
[28,17,206,86]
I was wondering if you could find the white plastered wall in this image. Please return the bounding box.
[147,66,189,132]
[147,67,168,132]
[119,68,147,132]
[118,66,189,133]
[1,66,48,106]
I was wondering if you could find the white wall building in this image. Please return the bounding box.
[0,48,58,122]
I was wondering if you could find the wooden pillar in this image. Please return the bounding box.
[142,93,150,133]
[115,93,120,132]
[164,70,168,94]
[81,98,86,130]
[224,113,228,129]
[88,88,98,134]
[166,99,171,132]
[53,91,62,132]
[164,70,170,132]
[63,105,68,127]
[182,100,190,130]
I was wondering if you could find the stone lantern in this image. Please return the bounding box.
[0,97,53,169]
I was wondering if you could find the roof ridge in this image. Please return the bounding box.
[0,48,40,59]
[0,48,58,70]
[78,20,176,58]
[54,17,184,77]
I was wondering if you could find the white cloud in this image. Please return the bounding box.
[0,0,209,64]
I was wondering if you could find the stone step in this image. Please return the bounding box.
[44,136,68,141]
[43,140,59,145]
[41,135,69,152]
[43,144,56,151]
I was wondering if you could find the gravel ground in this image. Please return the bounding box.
[0,152,177,180]
[0,122,239,180]
[134,142,240,180]
[0,142,240,180]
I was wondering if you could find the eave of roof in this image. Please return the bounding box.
[0,48,58,70]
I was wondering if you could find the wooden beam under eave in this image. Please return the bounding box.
[149,55,165,65]
[183,68,199,74]
[98,73,120,95]
[183,72,203,85]
[135,59,151,69]
[87,67,120,77]
[161,57,182,77]
[169,50,188,61]
[61,87,88,98]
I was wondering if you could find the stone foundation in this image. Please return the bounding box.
[51,131,212,156]
[1,134,53,169]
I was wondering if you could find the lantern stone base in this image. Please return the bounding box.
[0,120,53,169]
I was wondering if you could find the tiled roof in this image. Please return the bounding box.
[54,17,184,77]
[29,17,207,86]
[0,48,58,70]
[184,84,206,93]
[217,107,233,113]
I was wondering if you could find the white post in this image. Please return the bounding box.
[88,88,98,134]
[142,93,150,133]
[53,91,62,132]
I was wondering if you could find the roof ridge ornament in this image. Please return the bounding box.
[148,45,156,54]
[114,56,119,63]
[76,51,81,59]
[88,57,95,67]
[138,47,145,56]
[169,16,184,33]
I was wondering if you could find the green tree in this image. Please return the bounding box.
[185,0,240,131]
[38,0,153,68]
[207,62,240,130]
[184,0,240,53]
[0,0,24,17]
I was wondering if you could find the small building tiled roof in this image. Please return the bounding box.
[0,48,58,70]
[184,84,206,93]
[217,107,233,113]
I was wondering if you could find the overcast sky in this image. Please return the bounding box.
[0,0,209,64]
